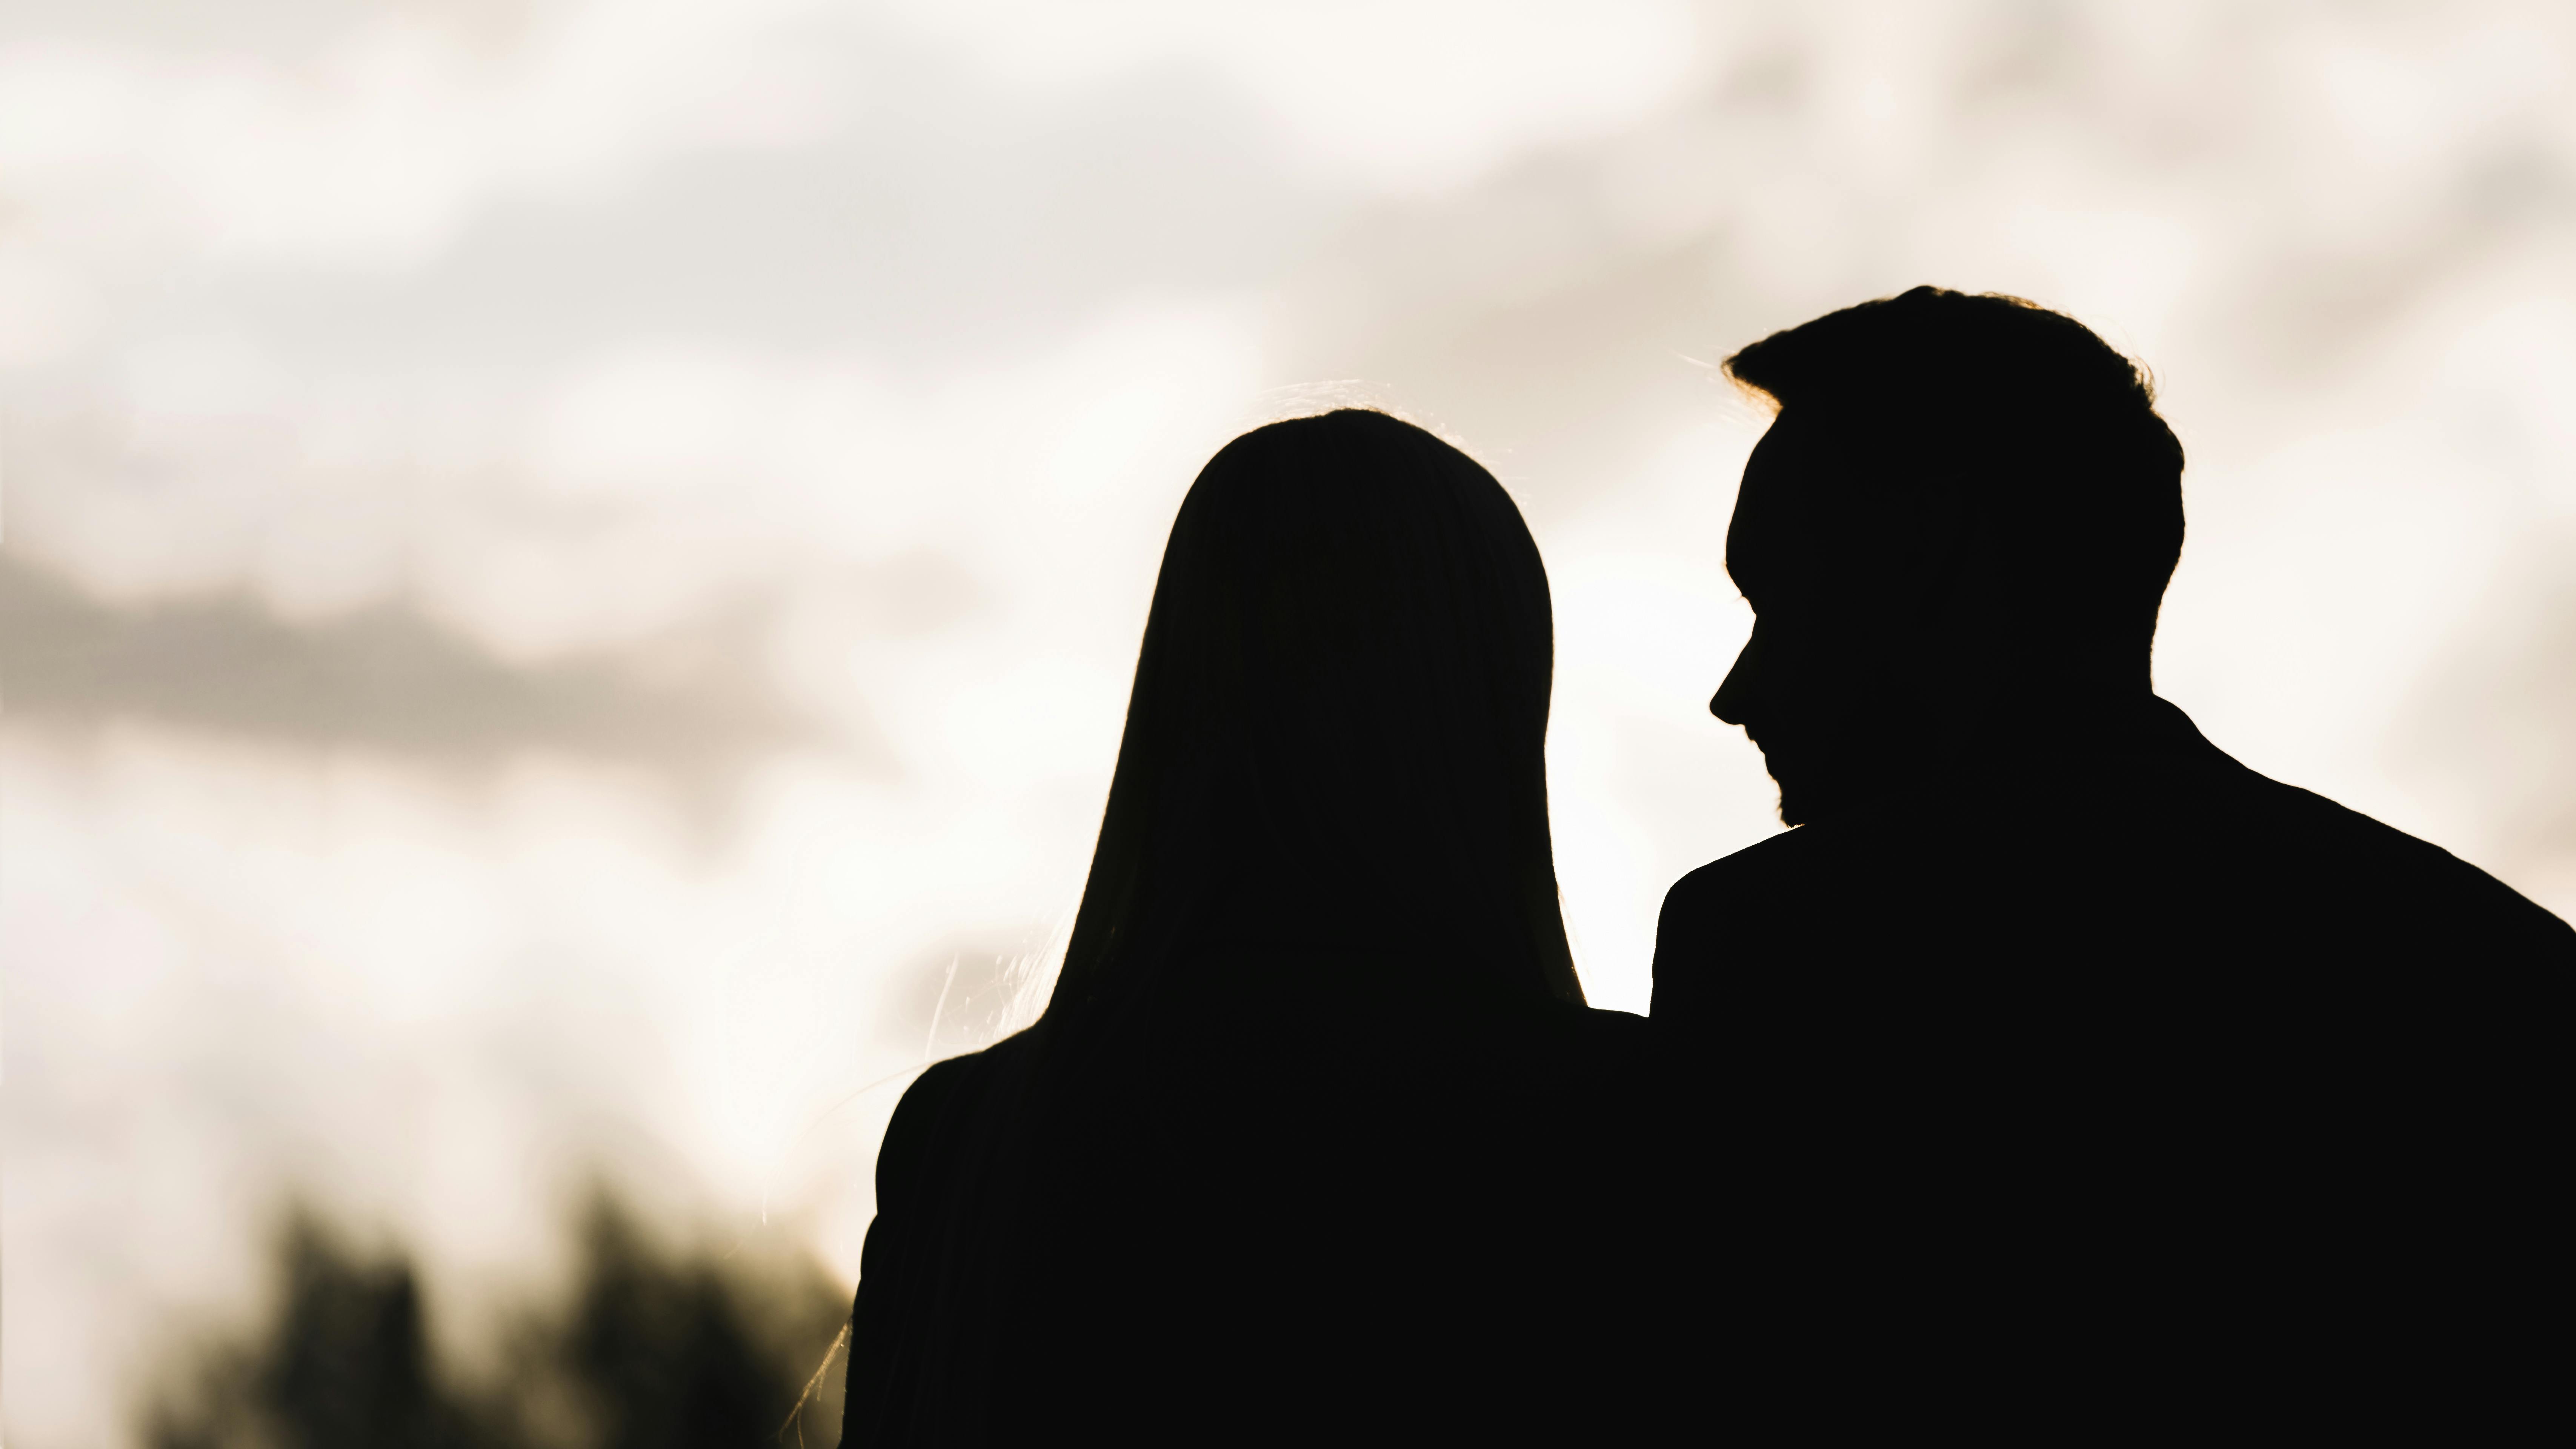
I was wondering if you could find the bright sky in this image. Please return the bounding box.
[7,3,2576,1441]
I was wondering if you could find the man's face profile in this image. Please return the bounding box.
[1712,409,1953,826]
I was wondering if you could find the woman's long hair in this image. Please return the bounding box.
[1045,406,1580,1041]
[861,410,1581,1442]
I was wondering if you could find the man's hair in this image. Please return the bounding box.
[1724,286,2186,660]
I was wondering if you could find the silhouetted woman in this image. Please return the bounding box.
[837,410,1648,1444]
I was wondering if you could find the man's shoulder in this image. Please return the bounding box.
[1655,814,1913,960]
[1662,822,1834,919]
[2219,769,2574,951]
[2124,700,2570,953]
[1650,826,1848,1022]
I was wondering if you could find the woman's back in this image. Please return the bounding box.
[846,948,1649,1443]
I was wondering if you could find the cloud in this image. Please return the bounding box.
[0,1,853,270]
[873,0,1708,193]
[0,554,838,780]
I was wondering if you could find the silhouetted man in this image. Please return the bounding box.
[1652,287,2571,1433]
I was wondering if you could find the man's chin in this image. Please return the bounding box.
[1774,788,1812,828]
[1756,741,1839,826]
[1769,768,1841,828]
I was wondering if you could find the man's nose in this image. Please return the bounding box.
[1711,621,1761,725]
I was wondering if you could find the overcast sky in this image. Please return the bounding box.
[8,3,2576,1441]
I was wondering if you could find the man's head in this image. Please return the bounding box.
[1712,286,2185,825]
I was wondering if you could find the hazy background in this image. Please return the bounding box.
[6,1,2574,1440]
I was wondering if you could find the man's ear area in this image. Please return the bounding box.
[1814,408,1995,570]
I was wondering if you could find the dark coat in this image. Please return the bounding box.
[840,950,1652,1446]
[1649,696,2573,1433]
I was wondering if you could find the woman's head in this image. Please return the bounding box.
[1052,409,1579,1026]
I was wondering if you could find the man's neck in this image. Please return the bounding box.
[1930,681,2184,800]
[1804,682,2167,827]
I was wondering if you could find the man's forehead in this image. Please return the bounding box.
[1727,411,1831,590]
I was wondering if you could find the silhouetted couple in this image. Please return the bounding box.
[840,288,2570,1444]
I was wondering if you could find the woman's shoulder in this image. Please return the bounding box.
[875,1032,1035,1203]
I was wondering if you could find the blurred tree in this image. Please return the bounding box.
[143,1197,847,1449]
[549,1201,829,1449]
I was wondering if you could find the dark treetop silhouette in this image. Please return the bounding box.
[839,410,1648,1445]
[1653,287,2574,1431]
